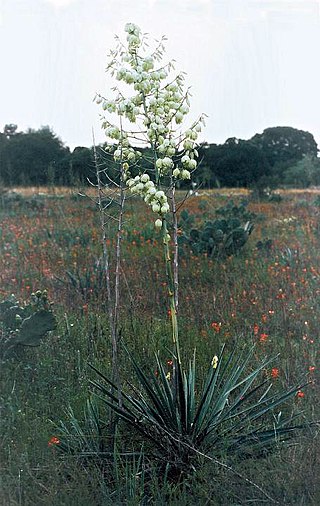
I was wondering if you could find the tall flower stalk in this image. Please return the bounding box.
[95,23,205,358]
[58,24,309,497]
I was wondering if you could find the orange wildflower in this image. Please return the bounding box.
[48,436,60,447]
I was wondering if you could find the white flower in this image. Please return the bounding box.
[159,70,167,79]
[102,100,116,113]
[127,178,135,187]
[154,219,163,229]
[180,104,189,115]
[154,190,165,200]
[125,23,141,36]
[162,157,174,169]
[160,203,170,214]
[181,169,191,180]
[147,186,157,195]
[140,173,150,183]
[142,57,154,71]
[175,112,183,124]
[173,168,180,178]
[183,139,193,150]
[188,159,197,170]
[152,203,161,213]
[106,126,120,140]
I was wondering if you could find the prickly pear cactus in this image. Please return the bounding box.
[0,290,57,358]
[179,204,254,258]
[16,309,57,346]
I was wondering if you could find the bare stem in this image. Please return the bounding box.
[93,135,122,403]
[162,219,180,364]
[171,185,179,310]
[93,140,114,333]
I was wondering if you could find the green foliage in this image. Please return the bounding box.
[0,191,46,212]
[1,123,318,189]
[213,139,271,187]
[178,209,195,229]
[215,199,256,222]
[251,126,318,168]
[56,398,107,456]
[1,191,319,504]
[0,290,56,357]
[85,345,306,478]
[0,125,70,186]
[179,201,254,258]
[283,155,320,188]
[313,195,320,207]
[256,238,273,256]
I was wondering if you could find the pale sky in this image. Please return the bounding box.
[1,0,320,150]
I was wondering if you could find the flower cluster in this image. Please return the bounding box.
[95,22,206,228]
[125,22,142,53]
[126,174,169,228]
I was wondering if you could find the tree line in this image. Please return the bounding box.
[0,123,319,188]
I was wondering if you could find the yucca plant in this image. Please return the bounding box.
[89,344,307,477]
[57,23,310,499]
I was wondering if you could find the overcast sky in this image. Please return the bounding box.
[1,0,320,150]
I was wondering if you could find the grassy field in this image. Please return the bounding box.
[0,187,319,505]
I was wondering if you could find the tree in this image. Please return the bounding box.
[68,146,94,185]
[250,126,318,168]
[282,154,320,187]
[4,124,18,139]
[0,126,69,185]
[211,139,270,187]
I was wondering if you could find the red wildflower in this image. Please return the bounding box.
[271,367,279,379]
[48,436,60,447]
[253,323,259,335]
[296,390,305,398]
[259,333,268,343]
[211,322,221,333]
[167,359,173,366]
[309,366,315,372]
